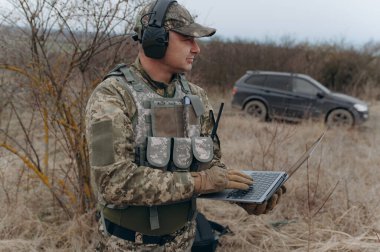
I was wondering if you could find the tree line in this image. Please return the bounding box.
[190,38,380,99]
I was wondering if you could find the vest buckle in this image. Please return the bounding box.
[135,232,143,244]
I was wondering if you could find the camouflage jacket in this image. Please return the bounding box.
[85,58,226,207]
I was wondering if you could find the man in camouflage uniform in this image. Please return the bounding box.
[85,1,285,251]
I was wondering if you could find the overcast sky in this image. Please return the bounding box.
[182,0,380,46]
[1,0,379,46]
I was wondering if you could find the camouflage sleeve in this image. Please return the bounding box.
[189,83,227,170]
[85,78,194,207]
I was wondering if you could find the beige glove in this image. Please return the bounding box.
[191,167,253,194]
[237,185,287,215]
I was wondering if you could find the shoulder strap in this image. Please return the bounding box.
[179,74,192,94]
[103,63,144,92]
[119,66,137,84]
[103,63,128,80]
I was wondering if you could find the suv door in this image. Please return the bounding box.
[262,75,292,117]
[235,74,267,104]
[283,77,322,119]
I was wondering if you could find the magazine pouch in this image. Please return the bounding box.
[172,138,193,171]
[192,137,214,171]
[146,137,171,170]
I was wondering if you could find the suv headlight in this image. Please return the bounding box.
[353,103,368,112]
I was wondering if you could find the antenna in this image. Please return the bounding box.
[211,103,224,140]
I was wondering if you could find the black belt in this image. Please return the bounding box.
[104,219,175,245]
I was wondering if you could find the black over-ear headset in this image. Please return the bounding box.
[140,0,177,59]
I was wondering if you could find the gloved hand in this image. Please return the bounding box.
[237,185,286,215]
[191,167,253,194]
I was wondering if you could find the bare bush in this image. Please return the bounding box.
[0,0,145,216]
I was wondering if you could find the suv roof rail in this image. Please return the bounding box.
[246,70,302,76]
[246,70,261,74]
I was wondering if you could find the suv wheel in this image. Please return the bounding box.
[326,109,354,127]
[244,100,267,121]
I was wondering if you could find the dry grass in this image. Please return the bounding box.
[1,97,380,251]
[200,95,380,251]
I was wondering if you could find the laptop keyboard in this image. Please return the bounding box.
[226,172,280,201]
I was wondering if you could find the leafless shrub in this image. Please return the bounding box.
[0,0,147,216]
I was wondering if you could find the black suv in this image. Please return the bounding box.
[231,71,369,126]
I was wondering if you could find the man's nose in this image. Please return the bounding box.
[191,39,200,54]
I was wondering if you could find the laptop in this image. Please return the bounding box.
[200,132,325,204]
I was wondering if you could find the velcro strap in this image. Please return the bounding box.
[90,120,115,166]
[149,206,160,230]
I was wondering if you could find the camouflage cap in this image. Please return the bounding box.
[134,1,216,39]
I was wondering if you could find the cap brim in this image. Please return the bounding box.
[171,22,216,38]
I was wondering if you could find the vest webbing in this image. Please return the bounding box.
[103,63,192,95]
[100,64,197,236]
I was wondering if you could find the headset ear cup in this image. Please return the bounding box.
[142,26,169,59]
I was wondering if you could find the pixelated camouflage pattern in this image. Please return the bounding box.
[147,137,171,168]
[134,1,216,39]
[95,220,196,252]
[183,102,200,138]
[123,61,214,172]
[193,137,213,162]
[85,58,226,250]
[120,69,190,147]
[85,58,225,206]
[186,107,201,137]
[86,75,194,207]
[172,138,193,169]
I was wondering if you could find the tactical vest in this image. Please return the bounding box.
[100,64,214,236]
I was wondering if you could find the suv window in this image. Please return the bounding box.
[265,75,291,91]
[245,75,266,86]
[292,78,319,95]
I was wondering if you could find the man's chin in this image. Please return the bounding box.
[174,64,193,73]
[184,64,193,72]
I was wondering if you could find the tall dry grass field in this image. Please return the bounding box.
[1,1,379,251]
[1,94,380,251]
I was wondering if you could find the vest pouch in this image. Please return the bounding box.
[172,138,193,171]
[151,100,185,137]
[192,137,214,171]
[146,137,171,169]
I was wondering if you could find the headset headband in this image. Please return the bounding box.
[148,0,177,28]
